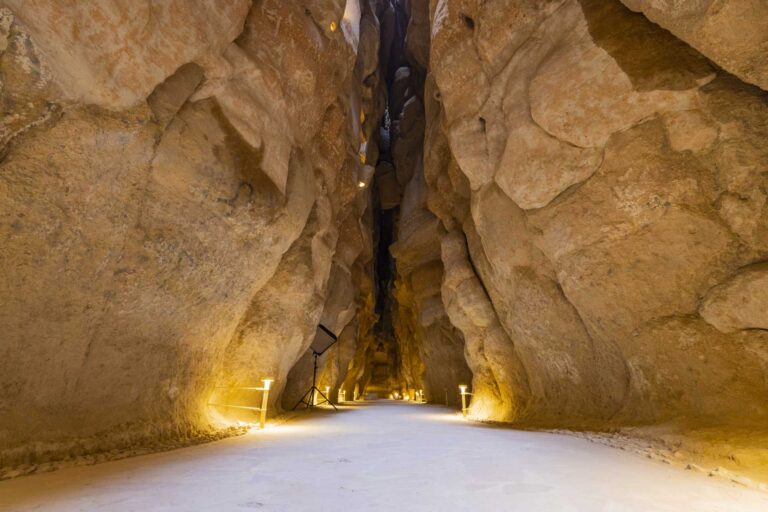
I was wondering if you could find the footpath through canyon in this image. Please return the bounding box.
[1,402,768,512]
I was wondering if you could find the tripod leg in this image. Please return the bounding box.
[314,388,329,405]
[292,387,314,411]
[293,351,338,411]
[305,352,319,409]
[315,388,338,411]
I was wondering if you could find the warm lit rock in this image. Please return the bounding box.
[2,0,250,109]
[700,263,768,334]
[440,230,531,421]
[620,0,768,91]
[423,0,768,428]
[0,0,381,471]
[391,169,471,405]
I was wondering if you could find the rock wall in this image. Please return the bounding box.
[619,0,768,91]
[386,0,768,429]
[392,171,471,407]
[0,0,385,473]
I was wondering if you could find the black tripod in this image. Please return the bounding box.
[292,349,338,411]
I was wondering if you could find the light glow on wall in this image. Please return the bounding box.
[208,378,274,429]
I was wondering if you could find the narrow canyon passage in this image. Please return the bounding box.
[1,0,768,509]
[2,402,766,512]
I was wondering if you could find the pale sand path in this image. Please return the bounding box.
[1,401,766,511]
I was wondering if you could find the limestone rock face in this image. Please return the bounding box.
[620,0,768,91]
[215,202,337,414]
[391,170,471,406]
[700,263,768,334]
[419,0,768,428]
[440,230,530,420]
[2,1,251,109]
[0,0,382,472]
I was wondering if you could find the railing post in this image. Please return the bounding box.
[260,379,273,429]
[459,384,468,417]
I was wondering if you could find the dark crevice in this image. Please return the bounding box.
[360,0,410,397]
[462,231,494,305]
[361,0,418,397]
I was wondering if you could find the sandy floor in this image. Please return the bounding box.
[0,401,766,511]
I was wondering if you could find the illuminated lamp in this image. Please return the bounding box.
[459,384,472,417]
[357,164,375,190]
[260,378,273,428]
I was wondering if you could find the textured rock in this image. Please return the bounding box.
[0,0,382,472]
[467,185,627,425]
[404,0,430,70]
[700,263,768,334]
[215,202,336,414]
[391,169,471,406]
[421,0,768,428]
[375,161,401,209]
[620,0,768,91]
[2,0,250,109]
[441,230,530,420]
[146,63,205,129]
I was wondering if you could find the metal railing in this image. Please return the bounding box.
[208,378,273,428]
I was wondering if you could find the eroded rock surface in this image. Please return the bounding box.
[0,0,383,473]
[2,1,251,109]
[620,0,768,91]
[415,0,768,428]
[700,263,768,334]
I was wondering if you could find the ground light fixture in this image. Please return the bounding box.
[260,378,273,428]
[358,164,374,189]
[459,384,472,417]
[208,377,274,429]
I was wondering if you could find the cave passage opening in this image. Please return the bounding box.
[356,0,424,403]
[353,0,472,408]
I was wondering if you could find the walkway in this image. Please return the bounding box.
[0,402,765,511]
